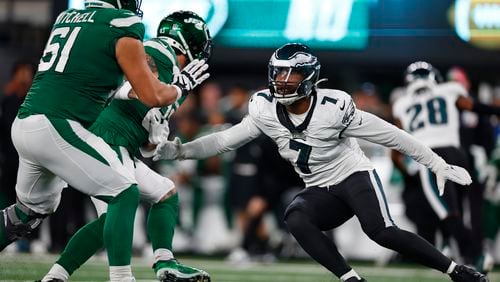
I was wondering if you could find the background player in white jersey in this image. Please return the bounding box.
[153,43,488,282]
[0,1,209,281]
[39,11,211,282]
[392,61,500,272]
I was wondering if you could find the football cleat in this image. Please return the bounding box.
[449,265,489,282]
[344,277,367,282]
[155,259,210,282]
[35,279,64,282]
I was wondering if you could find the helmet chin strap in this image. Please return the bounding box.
[276,94,304,106]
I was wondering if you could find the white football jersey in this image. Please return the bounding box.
[247,88,374,187]
[392,81,467,148]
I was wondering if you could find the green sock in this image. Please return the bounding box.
[147,193,179,252]
[104,184,140,266]
[57,214,106,275]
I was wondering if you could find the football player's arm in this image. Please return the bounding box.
[153,115,262,161]
[115,37,180,107]
[343,110,444,169]
[456,96,500,116]
[343,110,472,194]
[181,115,262,159]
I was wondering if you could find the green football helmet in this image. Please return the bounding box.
[84,0,143,17]
[157,11,213,62]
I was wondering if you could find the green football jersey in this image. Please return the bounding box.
[19,7,145,128]
[89,37,182,154]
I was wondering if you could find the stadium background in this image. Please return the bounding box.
[1,0,500,281]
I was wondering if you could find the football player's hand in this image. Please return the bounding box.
[153,137,184,161]
[174,59,210,96]
[434,164,472,196]
[142,109,169,145]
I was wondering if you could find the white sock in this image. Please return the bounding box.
[447,261,457,274]
[154,248,175,264]
[109,265,133,282]
[340,269,361,281]
[42,263,70,282]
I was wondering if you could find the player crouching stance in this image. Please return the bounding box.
[154,43,489,282]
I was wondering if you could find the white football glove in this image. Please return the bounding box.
[432,163,472,196]
[174,59,210,97]
[153,137,184,161]
[142,108,170,145]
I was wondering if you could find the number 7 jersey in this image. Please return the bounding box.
[392,81,467,149]
[19,8,144,128]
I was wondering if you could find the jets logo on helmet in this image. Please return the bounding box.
[84,0,143,17]
[157,11,213,62]
[268,43,321,106]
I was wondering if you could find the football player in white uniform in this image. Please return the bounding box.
[393,61,500,272]
[153,43,488,282]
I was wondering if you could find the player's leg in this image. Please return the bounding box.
[41,197,107,282]
[26,116,139,281]
[134,159,210,281]
[418,165,479,262]
[347,170,487,281]
[284,186,365,281]
[0,116,66,250]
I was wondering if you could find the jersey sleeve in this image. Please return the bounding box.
[182,115,262,159]
[343,110,447,171]
[109,10,145,41]
[445,81,468,99]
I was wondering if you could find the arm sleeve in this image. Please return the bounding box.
[182,115,262,159]
[471,102,500,116]
[343,110,446,171]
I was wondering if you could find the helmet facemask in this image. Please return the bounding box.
[268,44,320,106]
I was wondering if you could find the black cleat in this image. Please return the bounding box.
[35,280,64,282]
[449,265,489,282]
[344,278,367,282]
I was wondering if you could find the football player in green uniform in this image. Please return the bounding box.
[40,11,212,282]
[0,1,209,281]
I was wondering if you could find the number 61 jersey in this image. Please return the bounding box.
[392,81,467,149]
[19,7,144,128]
[247,88,374,188]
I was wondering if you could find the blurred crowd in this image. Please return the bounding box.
[1,58,500,268]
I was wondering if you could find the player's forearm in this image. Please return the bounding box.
[182,117,260,159]
[471,101,500,116]
[345,111,446,170]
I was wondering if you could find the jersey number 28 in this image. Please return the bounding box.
[406,97,448,132]
[38,27,81,72]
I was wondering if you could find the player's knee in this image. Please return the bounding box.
[158,187,178,203]
[284,209,307,233]
[368,226,400,245]
[1,203,47,241]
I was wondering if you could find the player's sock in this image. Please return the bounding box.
[104,184,139,266]
[147,193,179,259]
[42,263,70,282]
[369,226,452,272]
[340,269,362,281]
[56,214,106,275]
[109,265,134,281]
[446,261,457,274]
[285,209,352,278]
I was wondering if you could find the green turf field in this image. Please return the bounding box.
[0,253,498,282]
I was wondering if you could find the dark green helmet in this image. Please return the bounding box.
[84,0,143,17]
[157,11,213,62]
